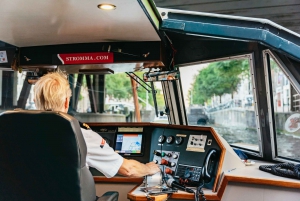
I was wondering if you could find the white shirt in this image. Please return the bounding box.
[80,128,123,178]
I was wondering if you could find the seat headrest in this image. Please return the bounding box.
[0,110,88,201]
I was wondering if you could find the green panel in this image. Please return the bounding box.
[141,0,159,29]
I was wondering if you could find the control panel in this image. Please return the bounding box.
[153,150,180,175]
[150,127,220,189]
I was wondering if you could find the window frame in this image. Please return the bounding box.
[177,53,263,157]
[263,49,300,162]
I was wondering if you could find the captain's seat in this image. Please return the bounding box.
[0,110,118,201]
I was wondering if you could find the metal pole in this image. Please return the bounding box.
[130,78,141,122]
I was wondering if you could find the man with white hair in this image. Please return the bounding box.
[34,72,160,178]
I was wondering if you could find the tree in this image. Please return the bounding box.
[105,72,165,109]
[105,73,132,100]
[190,59,249,105]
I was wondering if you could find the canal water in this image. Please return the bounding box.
[209,125,300,161]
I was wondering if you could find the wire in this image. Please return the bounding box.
[193,180,206,201]
[160,126,166,185]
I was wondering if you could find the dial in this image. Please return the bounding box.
[166,136,174,144]
[175,136,183,145]
[158,135,166,143]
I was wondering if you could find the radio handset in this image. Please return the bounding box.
[201,149,218,183]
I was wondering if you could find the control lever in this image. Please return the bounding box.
[161,159,176,167]
[154,150,165,157]
[166,177,194,193]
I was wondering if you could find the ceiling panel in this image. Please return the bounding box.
[0,0,160,47]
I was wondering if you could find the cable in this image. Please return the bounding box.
[259,163,300,180]
[193,180,206,201]
[160,126,167,185]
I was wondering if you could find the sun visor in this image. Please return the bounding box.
[17,41,169,74]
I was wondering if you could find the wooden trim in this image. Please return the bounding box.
[149,123,213,131]
[225,175,300,189]
[86,122,151,127]
[94,176,143,183]
[216,176,228,200]
[127,184,146,201]
[170,193,219,200]
[210,127,226,192]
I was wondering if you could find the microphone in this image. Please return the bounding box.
[166,178,194,193]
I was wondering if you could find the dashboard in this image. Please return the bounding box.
[88,123,223,190]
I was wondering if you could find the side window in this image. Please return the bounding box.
[180,55,261,153]
[265,51,300,161]
[0,70,35,111]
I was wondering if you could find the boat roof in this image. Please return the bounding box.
[0,0,160,47]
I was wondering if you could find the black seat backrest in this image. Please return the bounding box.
[0,110,96,201]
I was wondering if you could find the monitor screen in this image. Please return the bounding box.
[115,134,143,156]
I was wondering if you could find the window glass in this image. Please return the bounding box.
[0,70,35,112]
[180,58,261,152]
[0,70,165,123]
[268,56,300,161]
[70,72,165,123]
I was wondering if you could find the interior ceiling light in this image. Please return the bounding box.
[97,4,116,10]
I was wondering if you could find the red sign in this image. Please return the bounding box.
[58,52,114,64]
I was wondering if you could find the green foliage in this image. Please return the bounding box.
[105,72,165,109]
[190,59,249,104]
[105,73,132,100]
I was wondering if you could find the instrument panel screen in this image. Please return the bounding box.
[115,134,143,156]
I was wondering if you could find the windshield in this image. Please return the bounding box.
[0,70,166,123]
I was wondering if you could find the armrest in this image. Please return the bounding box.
[97,191,119,201]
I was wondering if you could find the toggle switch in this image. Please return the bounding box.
[153,150,161,156]
[161,159,169,166]
[165,168,173,175]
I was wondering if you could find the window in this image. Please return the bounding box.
[265,51,300,161]
[69,72,165,123]
[0,70,165,123]
[179,55,261,152]
[0,70,35,112]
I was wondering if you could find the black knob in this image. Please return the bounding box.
[153,150,161,156]
[166,153,172,157]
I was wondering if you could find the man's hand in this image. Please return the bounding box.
[146,161,160,175]
[118,159,160,177]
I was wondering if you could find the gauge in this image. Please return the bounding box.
[158,135,166,143]
[175,136,183,145]
[166,136,174,144]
